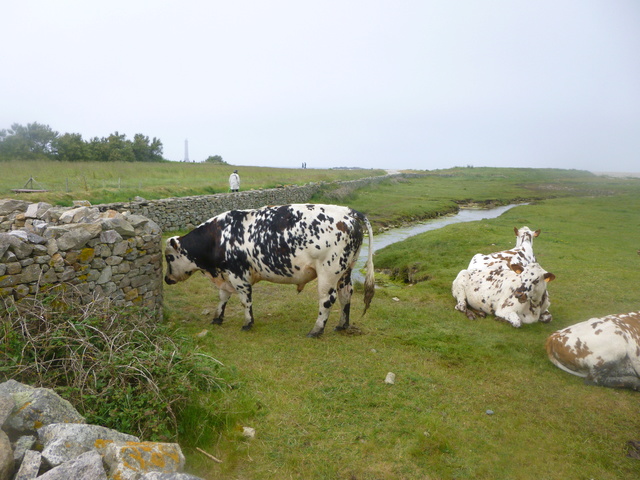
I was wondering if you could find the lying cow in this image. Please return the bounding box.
[467,226,552,322]
[546,312,640,391]
[164,204,375,337]
[468,226,540,270]
[452,261,555,327]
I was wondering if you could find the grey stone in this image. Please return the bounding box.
[39,423,139,468]
[0,381,85,435]
[0,390,15,425]
[0,199,29,215]
[13,449,41,480]
[0,430,14,480]
[37,450,107,480]
[19,264,42,283]
[12,435,36,465]
[96,265,112,285]
[104,441,185,480]
[25,202,52,219]
[56,223,102,251]
[101,217,135,237]
[99,229,122,244]
[0,234,33,260]
[140,474,205,480]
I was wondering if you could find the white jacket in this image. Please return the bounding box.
[229,173,240,190]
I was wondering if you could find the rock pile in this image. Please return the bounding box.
[0,380,204,480]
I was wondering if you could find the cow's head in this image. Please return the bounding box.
[514,226,541,246]
[164,236,199,285]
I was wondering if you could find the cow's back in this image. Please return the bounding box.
[221,204,365,283]
[546,312,640,378]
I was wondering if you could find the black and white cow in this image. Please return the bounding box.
[164,204,375,337]
[452,261,555,327]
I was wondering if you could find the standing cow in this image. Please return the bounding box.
[546,312,640,391]
[164,204,375,337]
[452,261,555,327]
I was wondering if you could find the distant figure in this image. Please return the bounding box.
[229,170,240,192]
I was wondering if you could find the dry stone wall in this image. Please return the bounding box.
[97,173,404,232]
[0,173,412,316]
[0,200,163,319]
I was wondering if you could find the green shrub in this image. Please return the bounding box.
[0,287,233,441]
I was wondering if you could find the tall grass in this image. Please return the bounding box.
[161,170,640,479]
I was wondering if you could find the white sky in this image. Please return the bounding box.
[2,1,639,171]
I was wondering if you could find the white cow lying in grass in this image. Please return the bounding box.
[546,312,640,391]
[452,261,555,328]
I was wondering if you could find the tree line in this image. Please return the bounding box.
[0,122,165,162]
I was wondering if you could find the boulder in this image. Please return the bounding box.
[0,199,29,216]
[0,380,85,435]
[25,202,52,219]
[37,450,107,480]
[0,430,14,480]
[39,423,139,467]
[55,223,102,251]
[104,441,185,480]
[13,449,40,480]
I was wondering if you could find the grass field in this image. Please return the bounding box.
[0,160,386,206]
[158,169,640,479]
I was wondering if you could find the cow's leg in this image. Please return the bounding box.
[308,278,339,338]
[232,281,255,331]
[586,375,640,391]
[539,311,553,323]
[495,310,522,328]
[334,269,353,331]
[451,271,474,318]
[212,289,233,325]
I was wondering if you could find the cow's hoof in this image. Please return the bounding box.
[334,325,348,332]
[307,330,323,338]
[539,314,553,323]
[241,324,253,331]
[211,317,223,325]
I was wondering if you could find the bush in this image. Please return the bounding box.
[0,287,231,441]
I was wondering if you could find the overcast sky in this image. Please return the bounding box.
[3,1,639,172]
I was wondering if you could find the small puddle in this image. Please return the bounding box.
[353,204,524,283]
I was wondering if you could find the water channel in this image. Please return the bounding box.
[353,203,523,283]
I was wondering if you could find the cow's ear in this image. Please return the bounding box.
[514,227,519,236]
[534,229,541,237]
[510,262,524,274]
[544,272,556,282]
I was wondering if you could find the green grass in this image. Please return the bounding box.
[0,160,386,206]
[161,169,640,479]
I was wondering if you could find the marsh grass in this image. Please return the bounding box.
[162,170,640,479]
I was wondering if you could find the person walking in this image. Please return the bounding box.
[229,169,240,192]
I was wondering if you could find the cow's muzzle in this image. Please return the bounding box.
[164,276,177,285]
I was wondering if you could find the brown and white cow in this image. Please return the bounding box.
[546,312,640,391]
[467,226,552,322]
[164,204,375,337]
[452,261,555,327]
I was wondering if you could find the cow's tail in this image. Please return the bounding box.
[362,215,375,315]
